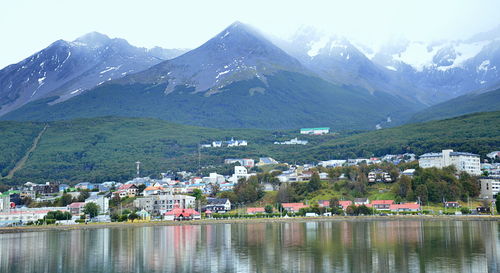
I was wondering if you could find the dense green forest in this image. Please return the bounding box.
[1,71,421,130]
[0,111,498,185]
[409,88,500,123]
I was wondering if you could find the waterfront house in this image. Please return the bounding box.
[444,201,460,208]
[205,198,231,213]
[371,200,394,211]
[317,200,330,208]
[247,207,265,214]
[281,203,308,213]
[68,202,86,215]
[389,203,421,212]
[339,201,353,210]
[164,208,200,221]
[137,209,151,221]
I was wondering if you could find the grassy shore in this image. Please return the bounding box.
[1,215,499,234]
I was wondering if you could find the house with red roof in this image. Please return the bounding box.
[164,208,200,221]
[247,207,265,214]
[317,200,330,208]
[282,203,308,213]
[115,184,138,198]
[389,203,421,212]
[338,201,353,210]
[371,200,394,211]
[68,202,86,215]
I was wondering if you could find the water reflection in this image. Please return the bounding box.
[0,220,498,272]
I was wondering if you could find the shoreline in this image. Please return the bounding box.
[1,215,499,234]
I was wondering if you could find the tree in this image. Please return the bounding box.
[128,212,139,222]
[234,176,264,204]
[265,205,273,214]
[329,197,340,209]
[58,193,74,206]
[218,191,238,204]
[78,190,90,202]
[191,189,204,200]
[208,183,220,197]
[276,184,298,203]
[415,184,428,204]
[137,184,147,193]
[497,194,500,214]
[83,202,100,218]
[308,172,321,192]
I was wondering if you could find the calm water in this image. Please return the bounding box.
[0,220,499,273]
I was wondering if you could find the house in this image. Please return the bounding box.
[300,127,330,135]
[85,194,109,214]
[116,184,138,198]
[228,166,256,184]
[143,186,166,196]
[202,173,226,184]
[75,182,95,191]
[281,203,308,213]
[274,138,308,145]
[257,157,279,166]
[164,208,200,221]
[219,183,235,191]
[134,194,196,215]
[0,208,69,224]
[204,198,231,213]
[59,184,70,192]
[68,202,86,215]
[354,198,369,206]
[212,141,222,147]
[317,200,330,208]
[479,176,500,200]
[444,201,460,208]
[137,209,151,221]
[371,200,394,211]
[318,160,346,167]
[401,169,416,177]
[247,207,266,214]
[419,149,481,176]
[0,193,10,212]
[224,158,255,168]
[389,203,421,212]
[338,201,353,210]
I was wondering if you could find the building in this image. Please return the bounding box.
[228,166,255,184]
[444,201,460,208]
[281,203,308,213]
[115,184,138,198]
[318,160,346,168]
[389,203,421,212]
[68,202,86,215]
[164,208,201,221]
[371,200,394,211]
[479,176,500,200]
[368,171,392,183]
[354,198,369,205]
[224,158,255,168]
[274,138,308,145]
[85,194,109,214]
[204,198,231,213]
[202,173,226,184]
[419,149,481,176]
[247,207,265,214]
[0,193,10,212]
[133,194,196,215]
[300,127,330,135]
[257,157,279,166]
[0,208,69,225]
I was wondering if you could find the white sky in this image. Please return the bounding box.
[1,0,499,68]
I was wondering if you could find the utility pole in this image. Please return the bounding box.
[135,161,141,177]
[198,144,201,171]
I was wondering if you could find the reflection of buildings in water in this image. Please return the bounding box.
[282,222,305,247]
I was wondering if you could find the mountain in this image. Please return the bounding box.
[408,86,500,123]
[0,32,185,115]
[275,27,423,103]
[1,111,498,184]
[1,22,424,130]
[364,25,500,103]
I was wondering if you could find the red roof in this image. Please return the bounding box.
[165,208,200,217]
[318,200,330,207]
[204,209,213,214]
[339,201,352,209]
[118,184,137,190]
[389,203,421,210]
[371,200,394,205]
[68,202,85,208]
[282,203,308,209]
[247,207,265,214]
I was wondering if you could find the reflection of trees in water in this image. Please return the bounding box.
[0,221,498,272]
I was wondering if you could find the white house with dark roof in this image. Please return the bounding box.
[419,149,481,176]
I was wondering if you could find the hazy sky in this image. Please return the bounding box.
[1,0,499,68]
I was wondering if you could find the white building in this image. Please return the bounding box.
[85,194,110,214]
[228,166,256,184]
[300,127,330,135]
[202,173,226,184]
[134,194,196,215]
[274,138,308,145]
[224,158,255,168]
[0,194,10,212]
[479,176,500,200]
[318,160,346,167]
[419,149,481,176]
